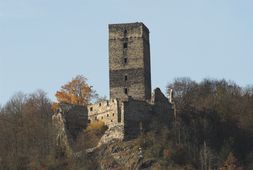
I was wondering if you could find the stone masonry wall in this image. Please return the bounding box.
[121,88,173,140]
[152,88,174,126]
[87,99,122,128]
[122,97,153,139]
[52,89,173,149]
[109,22,151,101]
[59,104,88,140]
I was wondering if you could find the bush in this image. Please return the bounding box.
[76,121,108,150]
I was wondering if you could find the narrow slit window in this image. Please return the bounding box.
[125,75,128,81]
[124,30,128,38]
[124,58,128,64]
[124,88,128,95]
[123,42,128,48]
[90,107,93,111]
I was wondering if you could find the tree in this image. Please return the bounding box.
[0,90,55,169]
[54,75,97,107]
[166,78,253,168]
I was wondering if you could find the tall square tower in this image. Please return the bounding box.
[109,22,151,101]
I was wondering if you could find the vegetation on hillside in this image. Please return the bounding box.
[76,121,108,150]
[137,78,253,169]
[0,77,252,169]
[0,91,55,169]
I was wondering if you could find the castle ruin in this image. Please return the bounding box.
[53,22,173,146]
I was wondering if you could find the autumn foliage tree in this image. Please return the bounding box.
[53,75,97,110]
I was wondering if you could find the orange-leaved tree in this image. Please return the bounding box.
[52,75,97,111]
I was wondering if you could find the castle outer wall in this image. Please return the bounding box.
[86,88,173,140]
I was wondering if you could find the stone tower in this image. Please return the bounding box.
[109,22,151,101]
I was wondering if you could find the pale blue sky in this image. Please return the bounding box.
[0,0,252,105]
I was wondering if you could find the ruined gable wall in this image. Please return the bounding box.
[87,99,122,128]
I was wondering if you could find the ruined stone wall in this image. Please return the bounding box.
[52,104,88,152]
[52,89,174,149]
[152,88,174,126]
[87,99,122,128]
[109,22,151,101]
[121,89,173,139]
[59,104,88,140]
[122,97,153,139]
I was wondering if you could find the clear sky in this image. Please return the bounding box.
[0,0,252,105]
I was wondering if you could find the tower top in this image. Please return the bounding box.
[109,22,149,32]
[109,22,150,42]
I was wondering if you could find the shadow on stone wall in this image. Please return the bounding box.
[60,104,88,140]
[123,88,174,140]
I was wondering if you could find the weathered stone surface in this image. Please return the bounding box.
[87,99,122,128]
[59,104,88,140]
[52,112,73,155]
[87,140,164,170]
[122,97,153,140]
[98,125,124,146]
[52,104,88,152]
[109,22,151,101]
[152,88,174,125]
